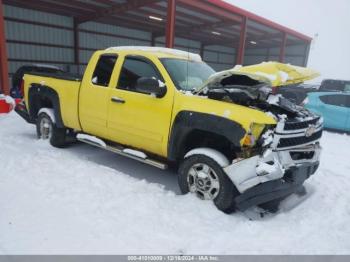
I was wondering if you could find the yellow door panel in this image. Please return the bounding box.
[79,53,118,138]
[107,55,174,156]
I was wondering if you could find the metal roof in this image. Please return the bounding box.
[3,0,311,49]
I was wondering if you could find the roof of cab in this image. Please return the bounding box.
[104,46,202,61]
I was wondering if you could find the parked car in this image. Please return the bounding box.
[278,83,319,105]
[278,79,350,105]
[304,91,350,132]
[15,47,322,214]
[319,79,350,92]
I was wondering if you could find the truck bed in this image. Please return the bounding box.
[23,73,82,130]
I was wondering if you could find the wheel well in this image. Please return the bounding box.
[27,84,64,128]
[181,129,238,161]
[30,95,53,120]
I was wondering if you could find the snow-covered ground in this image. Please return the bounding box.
[1,112,350,255]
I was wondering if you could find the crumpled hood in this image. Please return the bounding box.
[196,62,320,93]
[196,68,270,94]
[230,62,319,87]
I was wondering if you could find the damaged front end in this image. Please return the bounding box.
[224,113,322,210]
[197,69,323,211]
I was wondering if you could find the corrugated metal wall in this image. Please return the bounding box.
[3,4,239,78]
[156,36,236,71]
[4,4,307,84]
[78,21,152,74]
[4,5,74,77]
[244,44,307,66]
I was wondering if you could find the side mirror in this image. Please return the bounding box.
[135,77,167,98]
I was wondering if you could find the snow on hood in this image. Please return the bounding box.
[234,62,320,87]
[195,62,320,93]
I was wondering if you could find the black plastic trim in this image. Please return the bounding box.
[27,84,65,128]
[167,111,246,161]
[284,116,320,130]
[26,71,81,81]
[278,130,322,148]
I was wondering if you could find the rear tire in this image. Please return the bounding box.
[36,112,67,148]
[178,154,240,214]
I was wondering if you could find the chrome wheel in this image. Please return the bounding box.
[187,163,220,200]
[39,117,52,139]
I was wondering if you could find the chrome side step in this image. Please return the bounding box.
[77,134,168,170]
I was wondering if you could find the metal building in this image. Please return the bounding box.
[0,0,312,95]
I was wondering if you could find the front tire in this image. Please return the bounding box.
[178,154,239,214]
[36,112,67,148]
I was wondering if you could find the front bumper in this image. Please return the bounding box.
[223,114,322,210]
[233,161,319,211]
[224,143,321,193]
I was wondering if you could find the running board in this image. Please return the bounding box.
[77,134,168,170]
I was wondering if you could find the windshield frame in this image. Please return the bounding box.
[160,58,215,92]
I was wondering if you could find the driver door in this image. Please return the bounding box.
[107,55,174,156]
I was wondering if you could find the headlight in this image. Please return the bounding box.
[243,132,256,146]
[242,123,266,146]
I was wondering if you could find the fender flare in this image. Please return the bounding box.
[28,84,64,128]
[167,111,246,161]
[184,147,230,167]
[38,108,56,123]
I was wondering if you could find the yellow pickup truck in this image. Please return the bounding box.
[16,47,322,214]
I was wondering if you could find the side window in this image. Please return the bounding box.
[118,56,162,91]
[91,55,118,87]
[320,95,348,107]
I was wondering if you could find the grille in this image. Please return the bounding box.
[278,129,322,148]
[284,117,320,131]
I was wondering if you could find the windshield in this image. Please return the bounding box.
[161,58,215,91]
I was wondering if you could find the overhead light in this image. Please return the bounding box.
[212,31,221,36]
[149,15,163,21]
[250,41,257,45]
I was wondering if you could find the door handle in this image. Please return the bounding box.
[111,96,125,104]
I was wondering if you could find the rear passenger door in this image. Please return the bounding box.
[319,94,349,131]
[79,54,118,138]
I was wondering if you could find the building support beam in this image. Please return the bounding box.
[73,18,80,74]
[279,32,287,62]
[303,42,311,66]
[165,0,176,48]
[265,47,270,61]
[199,43,204,59]
[76,0,160,24]
[236,16,247,65]
[0,0,9,95]
[151,33,156,47]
